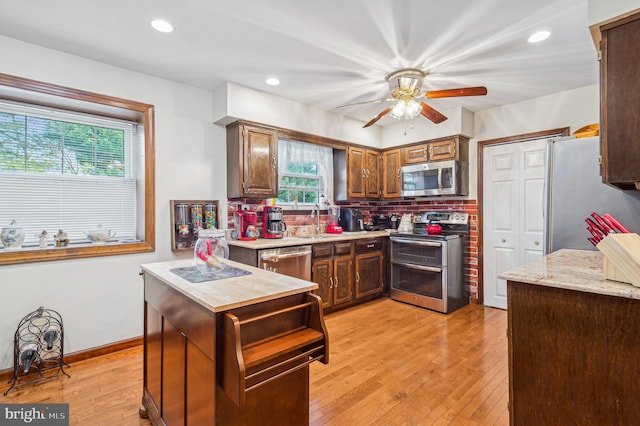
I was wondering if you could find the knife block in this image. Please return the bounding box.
[596,233,640,286]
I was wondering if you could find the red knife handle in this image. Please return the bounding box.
[591,212,614,234]
[585,218,606,238]
[586,226,603,242]
[587,237,598,247]
[603,213,630,233]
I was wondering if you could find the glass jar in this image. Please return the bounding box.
[194,229,229,273]
[204,203,217,229]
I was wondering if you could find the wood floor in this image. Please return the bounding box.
[0,298,508,425]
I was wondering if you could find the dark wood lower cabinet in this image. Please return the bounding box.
[142,273,327,425]
[508,280,640,425]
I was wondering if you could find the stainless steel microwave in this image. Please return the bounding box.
[400,160,468,197]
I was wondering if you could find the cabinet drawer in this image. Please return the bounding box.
[312,243,333,259]
[355,239,382,253]
[333,242,353,255]
[402,143,430,165]
[429,139,456,161]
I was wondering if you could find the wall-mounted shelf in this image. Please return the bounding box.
[170,200,219,251]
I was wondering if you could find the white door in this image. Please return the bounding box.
[483,139,546,309]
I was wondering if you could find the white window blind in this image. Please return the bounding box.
[0,100,139,247]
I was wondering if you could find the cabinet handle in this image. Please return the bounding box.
[334,277,339,287]
[365,168,370,178]
[356,272,360,283]
[362,169,366,178]
[423,147,427,157]
[329,277,333,288]
[271,156,276,169]
[397,168,401,179]
[366,243,374,248]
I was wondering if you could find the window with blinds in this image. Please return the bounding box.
[0,100,140,246]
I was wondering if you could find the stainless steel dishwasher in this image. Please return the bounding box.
[258,245,312,281]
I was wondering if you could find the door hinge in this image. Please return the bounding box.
[597,50,602,61]
[598,155,602,165]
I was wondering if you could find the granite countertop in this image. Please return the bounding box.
[228,230,391,249]
[141,258,318,312]
[500,248,640,300]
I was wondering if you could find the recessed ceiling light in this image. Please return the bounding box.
[528,30,550,43]
[151,19,173,33]
[266,77,280,86]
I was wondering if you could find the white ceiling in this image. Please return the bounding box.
[0,0,599,126]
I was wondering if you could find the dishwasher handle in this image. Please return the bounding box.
[260,247,312,261]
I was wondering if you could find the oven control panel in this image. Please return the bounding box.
[415,211,468,225]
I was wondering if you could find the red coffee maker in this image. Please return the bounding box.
[262,206,286,239]
[233,210,257,240]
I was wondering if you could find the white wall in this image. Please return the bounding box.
[213,82,380,147]
[588,0,640,24]
[0,35,227,370]
[468,84,600,197]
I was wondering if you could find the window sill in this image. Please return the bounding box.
[0,241,154,266]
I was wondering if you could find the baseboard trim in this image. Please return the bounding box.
[0,336,143,383]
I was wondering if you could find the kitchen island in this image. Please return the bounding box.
[140,258,328,425]
[501,249,640,425]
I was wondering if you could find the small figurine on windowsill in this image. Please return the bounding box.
[54,229,69,247]
[39,230,48,248]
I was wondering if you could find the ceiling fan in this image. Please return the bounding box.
[338,68,487,128]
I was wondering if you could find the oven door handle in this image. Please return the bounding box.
[392,261,442,273]
[390,238,443,247]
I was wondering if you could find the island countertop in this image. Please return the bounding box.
[499,248,640,300]
[228,230,391,249]
[141,258,318,312]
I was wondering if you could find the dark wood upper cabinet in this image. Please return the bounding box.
[402,143,429,164]
[365,149,381,199]
[600,11,640,189]
[382,149,402,198]
[227,122,278,198]
[346,147,380,199]
[401,136,469,166]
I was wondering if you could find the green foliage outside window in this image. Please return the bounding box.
[277,161,320,205]
[0,111,125,177]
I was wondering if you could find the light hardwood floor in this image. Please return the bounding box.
[1,298,508,425]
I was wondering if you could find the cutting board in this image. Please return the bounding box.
[597,233,640,286]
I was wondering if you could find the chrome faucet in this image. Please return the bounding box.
[311,203,320,234]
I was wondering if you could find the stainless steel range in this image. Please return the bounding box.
[389,211,469,314]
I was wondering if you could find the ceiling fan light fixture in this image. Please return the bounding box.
[389,99,421,120]
[389,100,406,119]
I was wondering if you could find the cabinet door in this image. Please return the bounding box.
[242,125,278,197]
[382,149,402,198]
[365,150,381,198]
[312,259,334,309]
[162,320,186,426]
[429,139,457,161]
[347,147,365,198]
[355,252,384,299]
[601,13,640,189]
[333,255,353,306]
[402,143,429,164]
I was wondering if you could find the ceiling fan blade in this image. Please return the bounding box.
[423,86,488,99]
[363,107,392,128]
[419,102,448,124]
[335,98,394,109]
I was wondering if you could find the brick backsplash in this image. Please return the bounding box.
[227,198,479,302]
